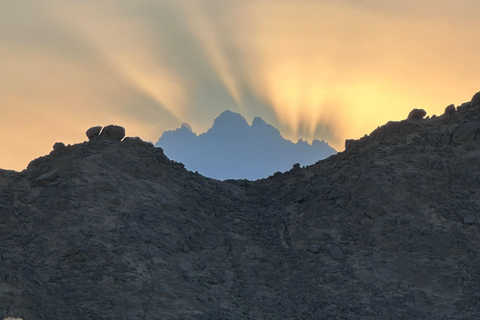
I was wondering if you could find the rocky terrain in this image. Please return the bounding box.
[1,94,480,319]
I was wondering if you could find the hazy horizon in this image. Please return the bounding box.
[156,110,337,180]
[2,0,480,170]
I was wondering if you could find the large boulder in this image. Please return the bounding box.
[407,108,426,120]
[345,139,356,150]
[53,142,66,151]
[452,121,480,144]
[444,104,456,115]
[86,126,103,141]
[457,102,471,112]
[100,125,125,141]
[470,91,480,108]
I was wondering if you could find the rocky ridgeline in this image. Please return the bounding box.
[1,93,480,319]
[345,91,480,152]
[86,125,126,141]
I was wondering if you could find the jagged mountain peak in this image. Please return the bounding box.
[251,116,266,127]
[156,110,337,180]
[180,122,193,132]
[210,109,249,132]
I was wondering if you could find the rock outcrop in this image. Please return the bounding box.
[407,108,427,120]
[52,142,65,151]
[469,91,480,108]
[2,93,480,319]
[86,125,126,141]
[100,125,125,141]
[452,121,480,144]
[86,126,102,140]
[445,104,456,115]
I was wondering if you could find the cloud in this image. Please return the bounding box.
[2,0,480,170]
[213,0,480,142]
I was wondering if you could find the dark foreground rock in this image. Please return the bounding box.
[1,96,480,319]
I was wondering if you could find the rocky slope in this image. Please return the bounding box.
[1,94,480,319]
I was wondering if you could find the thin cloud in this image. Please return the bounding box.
[1,0,480,170]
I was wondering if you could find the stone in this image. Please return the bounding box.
[470,91,480,108]
[35,169,59,186]
[444,104,455,115]
[463,214,476,224]
[307,244,321,254]
[100,125,125,141]
[407,108,426,120]
[86,126,102,141]
[457,102,471,112]
[329,245,345,260]
[452,121,480,144]
[53,142,65,151]
[345,139,355,150]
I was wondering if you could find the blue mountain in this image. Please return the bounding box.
[155,110,337,180]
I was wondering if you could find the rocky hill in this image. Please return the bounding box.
[156,110,336,180]
[1,95,480,319]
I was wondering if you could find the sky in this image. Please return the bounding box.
[2,0,480,171]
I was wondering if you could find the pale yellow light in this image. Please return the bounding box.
[54,1,189,121]
[182,1,243,108]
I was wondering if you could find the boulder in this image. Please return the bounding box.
[86,126,102,141]
[444,104,455,115]
[35,169,59,186]
[53,142,65,151]
[100,125,125,141]
[457,102,471,112]
[307,244,321,254]
[345,139,355,150]
[329,245,345,260]
[470,91,480,108]
[452,121,480,144]
[407,108,426,120]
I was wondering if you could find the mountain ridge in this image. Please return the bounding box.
[156,110,336,180]
[1,92,480,319]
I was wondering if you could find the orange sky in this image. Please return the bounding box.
[1,0,480,171]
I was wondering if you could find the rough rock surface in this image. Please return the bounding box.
[2,99,480,319]
[85,126,102,141]
[52,142,65,151]
[407,108,427,120]
[445,104,456,115]
[100,125,125,141]
[469,91,480,108]
[452,121,480,144]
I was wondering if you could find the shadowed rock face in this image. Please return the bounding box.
[407,108,427,120]
[1,98,480,319]
[100,125,125,141]
[86,126,102,141]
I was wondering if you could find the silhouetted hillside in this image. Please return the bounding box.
[1,92,480,319]
[155,110,337,180]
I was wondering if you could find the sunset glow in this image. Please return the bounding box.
[1,0,480,170]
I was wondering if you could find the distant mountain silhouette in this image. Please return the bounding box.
[4,92,480,319]
[155,110,337,180]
